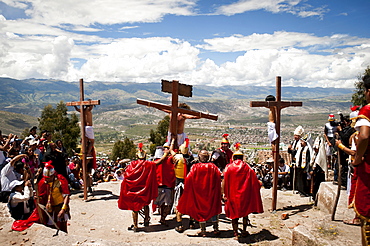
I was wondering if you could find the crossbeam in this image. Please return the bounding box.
[137,98,218,121]
[66,100,100,106]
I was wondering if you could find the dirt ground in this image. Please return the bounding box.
[0,181,361,246]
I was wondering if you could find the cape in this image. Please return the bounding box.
[118,159,158,211]
[11,173,69,231]
[224,159,263,219]
[353,144,370,220]
[176,162,221,222]
[156,156,175,188]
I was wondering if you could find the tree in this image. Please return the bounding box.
[148,115,170,154]
[352,66,370,106]
[38,101,80,156]
[111,138,136,161]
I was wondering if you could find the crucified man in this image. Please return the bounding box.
[74,103,94,158]
[161,103,200,148]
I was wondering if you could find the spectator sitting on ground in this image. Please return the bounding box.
[8,179,34,220]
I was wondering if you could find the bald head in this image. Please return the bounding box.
[198,150,209,163]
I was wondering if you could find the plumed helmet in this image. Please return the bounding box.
[43,161,55,177]
[179,138,190,154]
[221,134,230,145]
[232,142,243,159]
[328,114,335,121]
[294,126,304,137]
[136,143,146,159]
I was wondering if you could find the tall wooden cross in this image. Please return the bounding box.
[250,76,302,211]
[66,78,100,200]
[137,80,218,145]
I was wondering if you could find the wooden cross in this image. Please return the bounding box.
[250,76,302,211]
[66,78,100,200]
[137,80,218,145]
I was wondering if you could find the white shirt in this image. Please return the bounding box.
[10,186,34,214]
[1,163,17,191]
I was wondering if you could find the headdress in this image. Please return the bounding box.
[232,142,243,159]
[43,161,55,177]
[179,138,190,155]
[328,114,335,121]
[294,126,304,137]
[221,134,230,145]
[136,143,146,159]
[350,105,360,111]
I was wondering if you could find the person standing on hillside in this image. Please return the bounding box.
[211,134,233,172]
[74,103,95,158]
[324,114,339,170]
[118,143,167,232]
[223,144,263,239]
[353,74,370,246]
[177,150,222,237]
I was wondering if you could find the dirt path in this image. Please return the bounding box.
[0,181,361,245]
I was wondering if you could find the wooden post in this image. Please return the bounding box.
[250,76,302,211]
[66,78,100,200]
[137,79,218,146]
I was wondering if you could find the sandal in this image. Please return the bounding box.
[175,225,185,233]
[233,231,239,240]
[343,218,361,226]
[197,231,206,237]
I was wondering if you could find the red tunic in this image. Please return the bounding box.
[222,148,233,164]
[354,104,370,219]
[224,159,263,219]
[176,162,221,222]
[118,159,158,212]
[156,156,175,188]
[11,173,70,231]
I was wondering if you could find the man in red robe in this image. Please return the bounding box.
[177,150,222,236]
[353,74,370,246]
[223,144,263,238]
[118,143,166,232]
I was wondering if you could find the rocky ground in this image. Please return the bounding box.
[0,181,361,246]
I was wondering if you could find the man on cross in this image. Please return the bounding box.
[74,102,94,157]
[161,103,200,147]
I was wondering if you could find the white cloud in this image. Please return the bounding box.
[7,0,196,26]
[215,0,327,18]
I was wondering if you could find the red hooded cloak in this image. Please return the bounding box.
[176,162,221,222]
[224,159,263,219]
[118,159,158,212]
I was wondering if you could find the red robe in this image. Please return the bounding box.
[156,156,175,188]
[176,162,221,222]
[12,173,70,231]
[118,159,158,212]
[224,159,263,219]
[354,104,370,219]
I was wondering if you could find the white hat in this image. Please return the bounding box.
[29,139,39,146]
[294,126,304,136]
[9,180,24,191]
[154,147,164,159]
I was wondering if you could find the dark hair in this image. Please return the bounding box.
[363,74,370,90]
[234,155,243,160]
[279,158,285,164]
[179,103,190,110]
[265,95,276,101]
[15,161,24,170]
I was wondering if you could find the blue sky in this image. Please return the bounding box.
[0,0,369,88]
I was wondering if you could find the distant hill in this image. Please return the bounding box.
[0,77,354,117]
